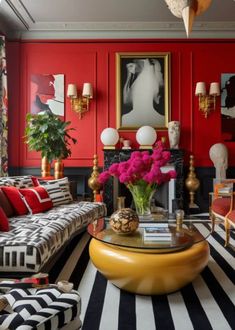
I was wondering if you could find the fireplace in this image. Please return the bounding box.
[103,149,184,215]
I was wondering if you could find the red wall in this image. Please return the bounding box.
[6,39,235,169]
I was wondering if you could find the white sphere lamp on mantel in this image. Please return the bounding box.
[100,127,119,149]
[136,126,157,149]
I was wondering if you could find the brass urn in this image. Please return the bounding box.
[88,154,102,201]
[185,155,200,208]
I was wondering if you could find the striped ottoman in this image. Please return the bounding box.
[0,286,81,329]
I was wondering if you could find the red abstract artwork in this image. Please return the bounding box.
[31,73,64,117]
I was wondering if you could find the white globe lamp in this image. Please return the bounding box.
[100,127,119,149]
[136,126,157,149]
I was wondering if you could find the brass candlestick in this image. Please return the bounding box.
[185,155,200,208]
[175,209,185,231]
[117,196,126,210]
[88,154,102,201]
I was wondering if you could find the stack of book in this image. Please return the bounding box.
[143,224,172,241]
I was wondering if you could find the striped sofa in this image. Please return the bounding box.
[0,176,106,274]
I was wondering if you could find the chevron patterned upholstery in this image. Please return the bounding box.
[0,286,81,329]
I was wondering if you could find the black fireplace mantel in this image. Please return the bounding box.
[103,148,184,215]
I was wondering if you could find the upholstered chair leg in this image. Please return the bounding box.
[225,219,230,247]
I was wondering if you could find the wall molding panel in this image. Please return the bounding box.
[6,39,235,171]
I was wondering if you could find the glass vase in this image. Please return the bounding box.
[128,184,156,217]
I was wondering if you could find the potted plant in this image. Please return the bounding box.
[25,112,77,177]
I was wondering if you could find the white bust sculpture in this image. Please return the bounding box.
[168,121,180,149]
[209,143,228,180]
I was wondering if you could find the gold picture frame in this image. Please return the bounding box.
[116,52,171,131]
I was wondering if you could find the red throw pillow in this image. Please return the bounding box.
[0,188,15,217]
[31,176,39,187]
[0,207,9,232]
[19,186,53,214]
[1,186,28,215]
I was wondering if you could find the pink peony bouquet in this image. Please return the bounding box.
[99,141,177,189]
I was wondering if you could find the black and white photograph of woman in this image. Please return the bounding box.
[221,73,235,141]
[119,55,168,129]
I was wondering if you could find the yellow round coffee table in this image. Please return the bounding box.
[88,219,210,295]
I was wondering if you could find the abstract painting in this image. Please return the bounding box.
[31,74,64,117]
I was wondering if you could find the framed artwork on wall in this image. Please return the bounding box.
[116,52,171,131]
[221,73,235,141]
[30,73,64,117]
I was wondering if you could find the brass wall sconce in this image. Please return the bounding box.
[195,82,220,118]
[67,83,93,119]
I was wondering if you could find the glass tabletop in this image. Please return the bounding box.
[87,218,211,253]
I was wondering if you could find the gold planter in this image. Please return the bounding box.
[41,157,51,177]
[54,159,64,179]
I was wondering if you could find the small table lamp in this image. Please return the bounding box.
[136,126,157,149]
[100,127,119,149]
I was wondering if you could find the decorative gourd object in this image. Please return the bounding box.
[109,208,139,234]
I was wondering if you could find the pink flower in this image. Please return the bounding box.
[162,151,171,162]
[130,151,142,160]
[141,151,149,157]
[99,147,177,189]
[109,163,120,176]
[119,173,131,183]
[142,154,152,166]
[169,170,177,179]
[98,171,110,184]
[151,149,163,161]
[143,172,157,184]
[119,162,129,172]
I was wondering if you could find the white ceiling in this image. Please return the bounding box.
[0,0,235,39]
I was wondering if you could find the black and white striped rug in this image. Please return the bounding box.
[50,222,235,330]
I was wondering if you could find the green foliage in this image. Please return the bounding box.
[25,113,77,162]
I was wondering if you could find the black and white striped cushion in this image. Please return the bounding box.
[8,176,34,188]
[0,176,34,188]
[39,178,73,204]
[0,287,81,330]
[0,177,11,186]
[43,183,71,206]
